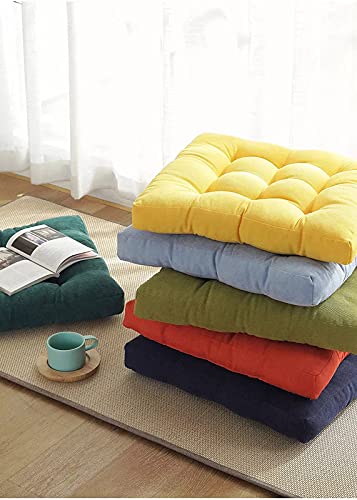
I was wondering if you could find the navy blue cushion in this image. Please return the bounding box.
[125,336,357,443]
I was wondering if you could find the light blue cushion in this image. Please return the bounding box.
[117,226,357,307]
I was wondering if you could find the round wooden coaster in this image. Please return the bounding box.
[36,349,101,382]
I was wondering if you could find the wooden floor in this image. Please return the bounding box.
[0,173,275,498]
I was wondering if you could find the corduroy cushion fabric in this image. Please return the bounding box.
[133,133,357,264]
[118,226,357,306]
[0,216,124,331]
[125,336,357,443]
[135,268,357,353]
[124,300,348,399]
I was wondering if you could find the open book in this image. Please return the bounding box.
[0,225,99,295]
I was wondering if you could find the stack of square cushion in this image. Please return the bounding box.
[118,133,357,443]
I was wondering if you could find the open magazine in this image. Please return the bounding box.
[0,225,99,296]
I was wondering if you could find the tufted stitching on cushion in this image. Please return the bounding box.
[212,162,354,210]
[192,159,352,203]
[181,141,232,166]
[235,199,250,240]
[133,134,357,263]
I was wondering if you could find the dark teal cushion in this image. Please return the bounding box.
[0,215,124,331]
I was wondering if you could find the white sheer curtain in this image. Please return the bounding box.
[1,0,357,206]
[0,0,27,172]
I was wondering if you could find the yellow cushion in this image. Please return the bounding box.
[133,133,357,264]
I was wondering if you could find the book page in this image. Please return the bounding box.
[7,225,97,273]
[57,251,99,273]
[0,248,53,295]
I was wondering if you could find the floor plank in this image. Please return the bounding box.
[11,419,134,497]
[27,184,70,204]
[60,195,107,215]
[0,173,275,498]
[95,205,132,226]
[0,379,84,483]
[0,176,37,205]
[73,436,275,498]
[0,479,40,498]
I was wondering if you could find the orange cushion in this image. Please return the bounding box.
[124,300,349,399]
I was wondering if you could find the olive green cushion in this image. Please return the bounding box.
[0,216,124,331]
[135,268,357,353]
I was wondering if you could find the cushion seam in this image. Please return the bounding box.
[135,205,353,245]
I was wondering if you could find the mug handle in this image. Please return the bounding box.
[83,335,98,351]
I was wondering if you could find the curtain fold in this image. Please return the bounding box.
[21,0,71,184]
[0,0,357,205]
[0,0,28,172]
[65,0,164,202]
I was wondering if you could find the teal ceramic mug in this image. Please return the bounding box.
[47,331,98,372]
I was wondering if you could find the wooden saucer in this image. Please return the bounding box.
[36,350,101,382]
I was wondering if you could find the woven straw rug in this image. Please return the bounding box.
[0,196,356,498]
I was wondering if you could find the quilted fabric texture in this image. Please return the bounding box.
[0,216,124,331]
[134,268,357,353]
[118,226,357,306]
[133,133,357,264]
[124,300,348,399]
[125,336,357,443]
